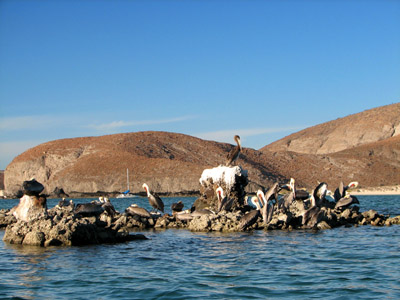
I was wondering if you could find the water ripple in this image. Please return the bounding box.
[1,196,400,299]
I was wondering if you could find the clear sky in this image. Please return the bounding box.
[0,0,399,170]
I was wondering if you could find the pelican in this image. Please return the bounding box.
[334,181,359,202]
[250,196,262,210]
[226,135,242,166]
[313,182,328,207]
[302,194,322,228]
[176,210,194,221]
[57,198,74,209]
[264,182,280,207]
[282,178,309,201]
[238,193,262,230]
[171,201,184,213]
[257,189,274,225]
[142,183,165,213]
[126,204,152,218]
[101,198,117,216]
[335,194,360,210]
[191,209,214,217]
[74,203,104,216]
[216,186,234,212]
[238,209,260,231]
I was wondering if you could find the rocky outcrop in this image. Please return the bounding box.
[193,165,248,212]
[263,103,400,155]
[0,209,16,228]
[3,202,147,246]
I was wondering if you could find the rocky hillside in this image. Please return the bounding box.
[0,171,4,190]
[260,134,400,189]
[263,103,400,154]
[4,104,400,197]
[4,131,286,197]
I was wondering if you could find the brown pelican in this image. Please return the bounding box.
[74,203,104,216]
[238,209,260,231]
[171,201,184,213]
[302,194,322,228]
[176,210,194,221]
[282,178,309,200]
[313,182,328,207]
[57,198,74,209]
[191,209,214,217]
[226,135,242,166]
[216,186,234,212]
[257,190,274,225]
[334,194,360,210]
[126,204,152,218]
[101,198,117,216]
[142,183,165,213]
[250,196,262,210]
[334,181,359,202]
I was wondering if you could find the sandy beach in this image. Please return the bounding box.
[352,186,400,195]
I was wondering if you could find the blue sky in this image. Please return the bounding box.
[0,0,399,170]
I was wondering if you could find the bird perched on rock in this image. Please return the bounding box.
[257,185,278,225]
[302,194,322,228]
[101,197,117,217]
[126,204,152,218]
[142,183,164,213]
[313,182,329,207]
[335,194,360,210]
[238,209,260,231]
[334,181,359,202]
[171,201,184,213]
[216,186,234,212]
[74,203,104,216]
[226,135,242,166]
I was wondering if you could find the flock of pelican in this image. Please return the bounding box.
[242,178,360,229]
[69,134,360,230]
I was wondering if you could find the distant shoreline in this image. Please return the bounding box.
[352,186,400,196]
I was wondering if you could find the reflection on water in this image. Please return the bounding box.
[0,196,400,299]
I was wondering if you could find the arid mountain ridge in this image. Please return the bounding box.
[4,103,400,197]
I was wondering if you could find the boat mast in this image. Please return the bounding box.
[127,168,129,191]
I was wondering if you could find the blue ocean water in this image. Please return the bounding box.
[0,195,399,299]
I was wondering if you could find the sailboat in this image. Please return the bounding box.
[116,169,136,198]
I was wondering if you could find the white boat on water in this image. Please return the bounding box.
[116,169,137,198]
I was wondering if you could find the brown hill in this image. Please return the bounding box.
[259,134,400,189]
[4,104,400,197]
[262,103,400,155]
[4,131,286,197]
[0,171,4,190]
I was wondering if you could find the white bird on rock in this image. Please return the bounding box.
[142,183,164,213]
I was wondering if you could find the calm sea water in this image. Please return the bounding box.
[0,195,399,299]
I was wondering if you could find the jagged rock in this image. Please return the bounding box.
[317,221,332,230]
[385,216,400,226]
[194,165,248,212]
[12,194,47,222]
[23,231,46,246]
[362,210,379,221]
[155,215,171,228]
[3,205,147,247]
[22,179,44,196]
[0,209,16,228]
[188,215,211,231]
